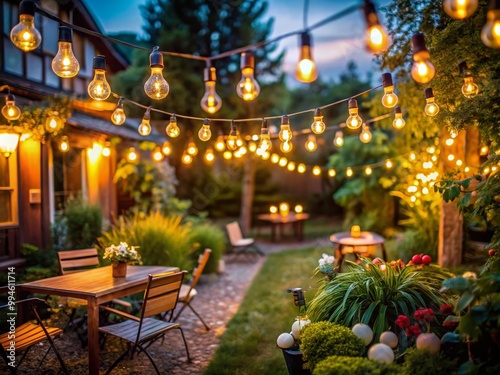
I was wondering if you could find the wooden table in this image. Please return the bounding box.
[20,265,178,374]
[257,213,310,242]
[329,231,387,269]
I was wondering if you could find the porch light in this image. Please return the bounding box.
[0,126,20,158]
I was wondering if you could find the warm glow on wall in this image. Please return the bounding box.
[88,143,103,163]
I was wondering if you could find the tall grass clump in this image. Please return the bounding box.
[190,223,227,274]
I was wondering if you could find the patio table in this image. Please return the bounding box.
[20,265,178,374]
[330,231,387,269]
[257,212,310,242]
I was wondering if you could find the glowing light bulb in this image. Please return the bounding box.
[127,147,138,162]
[236,51,260,100]
[238,146,247,155]
[311,108,326,134]
[445,138,454,146]
[200,66,222,114]
[45,112,64,133]
[427,146,436,154]
[327,169,336,177]
[287,162,296,171]
[393,107,406,129]
[305,134,317,152]
[270,205,278,214]
[204,147,215,163]
[311,166,321,176]
[450,129,458,138]
[144,46,169,99]
[261,151,270,160]
[138,108,152,136]
[52,27,80,78]
[294,205,303,214]
[410,33,435,84]
[464,166,470,172]
[258,119,272,152]
[381,73,398,108]
[152,146,164,162]
[333,131,344,147]
[456,159,463,166]
[279,157,288,167]
[102,142,111,157]
[279,115,293,141]
[424,88,440,116]
[295,32,318,83]
[448,154,455,161]
[111,97,126,125]
[461,76,479,98]
[248,142,257,153]
[280,140,293,153]
[187,139,198,156]
[215,133,226,152]
[297,163,306,173]
[1,94,21,121]
[198,118,212,141]
[9,0,41,52]
[346,99,362,129]
[223,151,232,160]
[346,167,353,177]
[166,114,180,138]
[88,56,111,100]
[444,0,478,19]
[271,154,280,163]
[365,166,373,175]
[359,124,372,143]
[59,136,69,152]
[161,141,172,156]
[364,1,390,53]
[482,1,500,48]
[385,160,393,169]
[480,145,489,155]
[410,152,416,161]
[227,122,238,151]
[182,152,193,164]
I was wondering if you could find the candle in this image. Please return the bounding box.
[279,202,290,217]
[270,205,278,215]
[351,225,361,238]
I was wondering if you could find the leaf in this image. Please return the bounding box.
[469,305,488,325]
[456,291,475,312]
[457,360,475,375]
[441,332,461,344]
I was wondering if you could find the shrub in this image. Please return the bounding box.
[401,348,455,375]
[19,243,59,282]
[313,355,399,375]
[190,223,227,274]
[300,321,364,371]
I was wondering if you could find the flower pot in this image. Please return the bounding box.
[281,349,311,375]
[112,262,127,278]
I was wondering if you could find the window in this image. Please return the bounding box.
[52,145,84,214]
[0,154,18,225]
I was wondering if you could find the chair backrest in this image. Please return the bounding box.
[57,248,100,275]
[226,222,243,245]
[189,249,212,290]
[140,271,186,319]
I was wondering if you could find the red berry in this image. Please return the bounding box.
[422,255,432,265]
[412,255,422,265]
[489,249,496,257]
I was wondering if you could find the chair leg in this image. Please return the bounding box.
[16,346,31,367]
[187,303,210,331]
[172,303,188,322]
[105,346,131,375]
[34,346,52,375]
[137,345,161,375]
[177,327,191,362]
[43,335,70,375]
[251,244,265,256]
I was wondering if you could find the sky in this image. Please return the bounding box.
[84,0,389,84]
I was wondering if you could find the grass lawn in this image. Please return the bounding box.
[204,246,324,375]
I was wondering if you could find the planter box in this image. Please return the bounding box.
[281,349,311,375]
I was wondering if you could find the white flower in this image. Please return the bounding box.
[322,253,329,259]
[318,259,326,266]
[326,256,335,264]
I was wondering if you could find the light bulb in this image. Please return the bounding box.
[161,140,172,155]
[45,111,64,133]
[411,33,435,84]
[280,140,293,153]
[443,0,478,19]
[249,142,257,153]
[258,119,272,152]
[152,146,164,162]
[364,1,390,53]
[59,136,69,152]
[271,154,280,163]
[52,27,80,78]
[166,114,180,137]
[332,131,344,147]
[144,46,169,100]
[127,147,138,162]
[393,107,406,129]
[359,124,372,143]
[138,108,152,136]
[462,76,479,98]
[328,168,336,177]
[200,66,222,114]
[204,147,215,163]
[198,118,212,141]
[88,56,111,100]
[311,108,325,134]
[424,88,440,116]
[111,98,126,125]
[346,99,362,129]
[102,142,111,157]
[305,134,317,152]
[182,152,193,164]
[223,151,233,160]
[279,115,293,141]
[312,166,321,176]
[385,160,393,169]
[278,157,288,167]
[215,133,226,152]
[1,94,21,121]
[287,162,296,171]
[9,0,41,52]
[297,163,306,173]
[295,32,318,83]
[237,51,260,100]
[482,1,500,48]
[346,167,353,177]
[381,73,398,108]
[238,146,247,155]
[365,166,373,175]
[187,139,198,156]
[261,151,270,160]
[227,122,238,151]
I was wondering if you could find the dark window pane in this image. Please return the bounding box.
[0,191,12,223]
[42,17,58,55]
[3,2,11,36]
[0,156,9,187]
[45,56,59,87]
[53,146,83,213]
[27,53,43,82]
[4,38,23,76]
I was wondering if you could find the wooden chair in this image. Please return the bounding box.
[171,248,212,330]
[98,271,190,375]
[226,222,264,255]
[0,298,69,375]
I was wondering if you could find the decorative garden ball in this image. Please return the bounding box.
[352,323,373,345]
[416,332,441,353]
[368,343,395,364]
[379,331,398,349]
[276,332,295,349]
[291,317,311,338]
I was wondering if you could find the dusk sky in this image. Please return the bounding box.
[84,0,389,84]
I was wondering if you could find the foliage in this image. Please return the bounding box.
[97,212,196,272]
[300,321,364,371]
[313,355,399,375]
[19,243,59,283]
[189,223,227,274]
[307,258,454,341]
[401,348,456,375]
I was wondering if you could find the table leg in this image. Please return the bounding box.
[297,221,304,242]
[381,243,388,261]
[87,299,100,374]
[271,224,277,242]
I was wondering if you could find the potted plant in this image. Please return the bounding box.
[103,242,142,277]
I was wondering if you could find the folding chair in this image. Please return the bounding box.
[226,221,264,255]
[0,298,69,375]
[98,271,190,375]
[170,248,212,330]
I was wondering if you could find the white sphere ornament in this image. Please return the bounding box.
[352,323,373,346]
[291,317,311,339]
[416,332,441,354]
[276,333,295,349]
[379,331,398,349]
[368,343,395,364]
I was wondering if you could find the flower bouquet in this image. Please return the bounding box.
[103,242,141,277]
[314,253,337,280]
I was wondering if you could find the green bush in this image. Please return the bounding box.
[19,243,59,282]
[300,321,364,371]
[401,348,456,375]
[190,223,227,274]
[313,355,399,375]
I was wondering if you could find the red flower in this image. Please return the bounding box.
[405,324,422,337]
[395,315,410,328]
[443,320,458,328]
[414,308,434,322]
[440,304,453,316]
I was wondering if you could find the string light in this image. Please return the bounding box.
[279,157,288,167]
[1,93,21,121]
[311,108,326,134]
[333,131,344,147]
[111,97,126,125]
[480,145,489,155]
[363,0,390,54]
[392,107,406,129]
[445,138,454,146]
[328,168,336,177]
[346,99,362,129]
[102,142,111,157]
[287,161,296,171]
[138,107,152,136]
[127,147,138,162]
[312,166,321,176]
[346,167,354,177]
[9,0,41,52]
[237,51,260,100]
[297,163,306,173]
[458,61,479,98]
[295,32,318,83]
[385,160,393,169]
[280,140,293,153]
[305,135,317,152]
[88,56,111,100]
[261,151,270,160]
[410,152,416,160]
[45,111,64,133]
[182,151,193,164]
[166,114,180,138]
[424,88,440,116]
[223,151,233,160]
[59,136,69,152]
[152,146,164,162]
[161,140,172,156]
[365,166,373,175]
[258,119,272,152]
[248,142,257,152]
[215,132,226,152]
[294,205,303,214]
[381,73,398,108]
[279,115,293,141]
[187,138,198,156]
[200,65,222,114]
[271,153,280,163]
[227,121,238,151]
[144,46,169,100]
[359,124,372,143]
[52,27,80,78]
[443,0,478,19]
[481,0,500,48]
[410,33,435,84]
[456,159,463,166]
[270,205,278,214]
[204,147,215,163]
[464,166,470,172]
[238,145,248,155]
[198,118,212,141]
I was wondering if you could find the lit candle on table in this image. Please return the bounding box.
[294,204,303,214]
[351,225,361,238]
[279,202,290,217]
